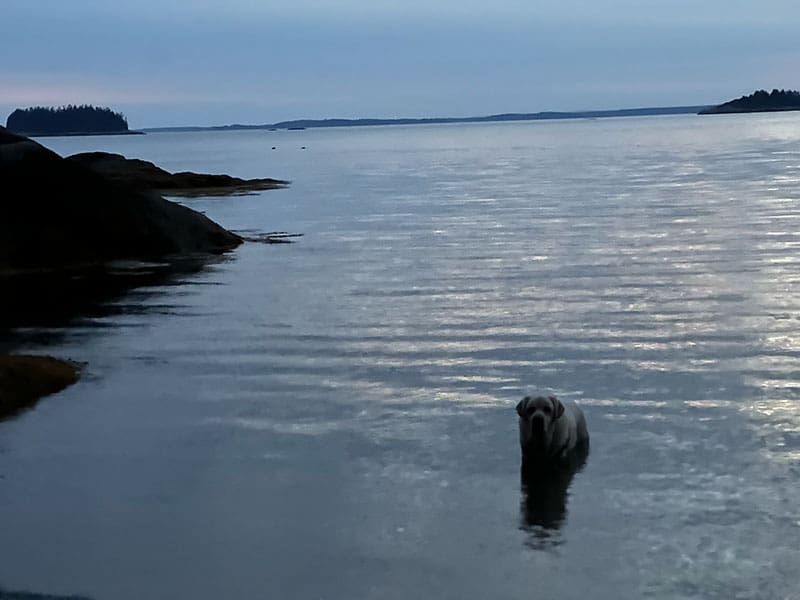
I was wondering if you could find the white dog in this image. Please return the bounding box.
[516,395,589,465]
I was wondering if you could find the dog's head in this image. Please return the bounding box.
[516,395,565,454]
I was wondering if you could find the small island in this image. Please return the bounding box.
[699,89,800,115]
[5,104,138,136]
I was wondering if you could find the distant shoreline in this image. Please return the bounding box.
[28,130,145,138]
[142,105,710,133]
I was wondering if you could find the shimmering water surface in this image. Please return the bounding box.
[2,115,800,599]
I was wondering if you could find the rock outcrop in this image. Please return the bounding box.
[0,127,243,270]
[0,354,81,419]
[67,152,288,197]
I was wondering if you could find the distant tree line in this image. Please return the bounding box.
[700,89,800,114]
[5,105,129,135]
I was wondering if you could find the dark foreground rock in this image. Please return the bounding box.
[0,355,81,419]
[68,151,289,197]
[0,127,242,270]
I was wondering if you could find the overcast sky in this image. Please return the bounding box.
[3,0,799,128]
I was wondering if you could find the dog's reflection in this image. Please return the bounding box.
[519,443,589,545]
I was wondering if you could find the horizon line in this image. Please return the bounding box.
[139,103,711,133]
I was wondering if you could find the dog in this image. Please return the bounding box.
[516,395,590,539]
[516,394,589,466]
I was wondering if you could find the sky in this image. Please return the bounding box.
[3,0,800,128]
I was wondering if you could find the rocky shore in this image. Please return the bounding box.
[67,151,289,196]
[0,127,243,270]
[0,355,81,420]
[0,126,284,418]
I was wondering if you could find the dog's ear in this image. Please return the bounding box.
[516,396,530,417]
[549,396,565,420]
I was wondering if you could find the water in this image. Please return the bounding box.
[2,115,800,599]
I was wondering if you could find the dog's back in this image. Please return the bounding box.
[570,401,590,447]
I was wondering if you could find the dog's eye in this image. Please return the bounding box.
[526,407,535,416]
[542,405,551,414]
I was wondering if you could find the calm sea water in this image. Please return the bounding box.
[2,115,800,599]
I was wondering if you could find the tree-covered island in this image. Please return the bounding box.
[699,89,800,115]
[5,104,134,136]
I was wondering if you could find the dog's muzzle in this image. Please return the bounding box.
[531,415,545,434]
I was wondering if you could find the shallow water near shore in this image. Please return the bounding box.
[2,115,800,599]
